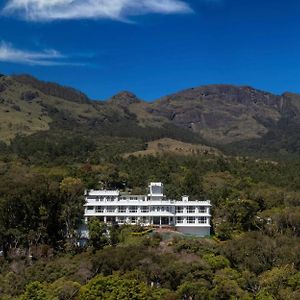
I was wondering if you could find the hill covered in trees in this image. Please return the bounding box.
[0,73,299,299]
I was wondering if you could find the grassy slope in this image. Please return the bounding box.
[0,76,140,143]
[0,77,51,142]
[124,138,221,157]
[1,75,300,158]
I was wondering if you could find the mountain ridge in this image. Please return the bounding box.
[0,73,299,157]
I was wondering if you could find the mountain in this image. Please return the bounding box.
[0,74,299,160]
[148,85,300,143]
[147,85,300,156]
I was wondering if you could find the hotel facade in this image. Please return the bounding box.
[84,182,211,236]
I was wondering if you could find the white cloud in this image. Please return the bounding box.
[2,0,192,21]
[0,42,73,66]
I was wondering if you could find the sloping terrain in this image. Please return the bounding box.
[124,138,221,157]
[0,74,299,157]
[0,75,199,144]
[148,85,300,145]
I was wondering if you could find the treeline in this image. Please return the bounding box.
[0,121,205,165]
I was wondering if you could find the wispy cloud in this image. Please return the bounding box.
[0,41,79,66]
[2,0,193,22]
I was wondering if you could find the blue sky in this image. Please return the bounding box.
[0,0,299,100]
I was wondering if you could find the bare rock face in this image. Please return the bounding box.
[147,85,298,144]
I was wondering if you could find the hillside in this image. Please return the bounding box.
[0,74,299,159]
[0,75,300,300]
[124,138,221,157]
[148,85,300,151]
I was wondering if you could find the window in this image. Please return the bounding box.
[141,217,149,224]
[187,206,195,213]
[161,206,170,212]
[141,207,149,213]
[118,206,127,213]
[176,217,184,223]
[198,206,206,213]
[87,206,94,211]
[176,207,184,213]
[187,217,195,224]
[95,206,104,213]
[118,217,126,224]
[150,206,157,212]
[198,217,207,224]
[129,206,138,213]
[130,217,137,224]
[106,206,115,213]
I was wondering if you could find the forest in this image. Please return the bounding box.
[0,142,299,299]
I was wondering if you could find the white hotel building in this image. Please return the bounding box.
[84,182,211,237]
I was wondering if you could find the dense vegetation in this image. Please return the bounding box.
[224,116,300,157]
[0,73,299,299]
[0,145,299,299]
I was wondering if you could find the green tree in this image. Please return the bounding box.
[20,281,56,300]
[59,177,84,239]
[88,219,109,250]
[258,265,296,297]
[49,278,81,300]
[177,280,210,300]
[78,274,166,300]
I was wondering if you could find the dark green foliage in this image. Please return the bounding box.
[0,149,298,299]
[19,281,51,300]
[88,219,109,250]
[0,171,84,256]
[10,133,97,164]
[78,274,168,300]
[224,117,300,157]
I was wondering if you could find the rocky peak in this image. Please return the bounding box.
[109,91,141,106]
[157,84,281,108]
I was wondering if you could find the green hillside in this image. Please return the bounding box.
[1,74,299,160]
[0,74,299,299]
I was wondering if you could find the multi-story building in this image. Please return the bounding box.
[84,182,211,236]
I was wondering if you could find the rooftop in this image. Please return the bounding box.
[86,190,119,196]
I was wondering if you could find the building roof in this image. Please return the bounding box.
[86,190,119,196]
[149,182,163,186]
